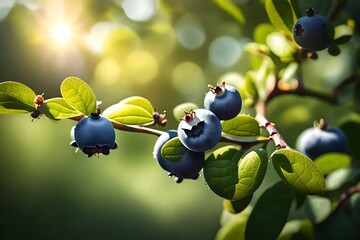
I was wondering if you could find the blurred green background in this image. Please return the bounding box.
[0,0,360,239]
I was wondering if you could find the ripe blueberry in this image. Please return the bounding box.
[153,130,205,183]
[72,111,117,157]
[293,8,334,51]
[177,109,222,152]
[204,81,242,120]
[296,119,348,160]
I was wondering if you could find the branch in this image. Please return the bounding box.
[327,0,348,21]
[255,101,290,149]
[70,115,165,137]
[266,73,360,105]
[331,182,360,215]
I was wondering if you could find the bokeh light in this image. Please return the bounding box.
[51,24,72,44]
[94,57,122,86]
[175,14,206,50]
[123,50,159,85]
[0,0,15,21]
[117,0,157,22]
[172,61,206,96]
[84,22,120,54]
[209,36,243,69]
[103,27,142,60]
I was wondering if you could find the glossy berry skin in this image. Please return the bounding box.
[72,114,116,157]
[296,126,348,160]
[293,9,334,51]
[204,82,242,120]
[153,130,205,183]
[178,109,222,152]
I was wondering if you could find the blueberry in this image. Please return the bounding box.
[296,120,348,160]
[72,111,117,157]
[293,8,334,51]
[177,109,222,152]
[153,130,205,183]
[204,81,242,120]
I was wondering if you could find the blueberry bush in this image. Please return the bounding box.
[1,0,360,239]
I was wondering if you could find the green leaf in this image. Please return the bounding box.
[222,115,260,136]
[334,24,353,45]
[223,195,253,214]
[41,98,81,119]
[350,193,360,224]
[204,146,244,200]
[213,0,246,25]
[160,137,187,162]
[325,168,356,191]
[314,153,351,175]
[173,102,198,121]
[334,35,352,45]
[254,23,277,44]
[265,0,297,33]
[118,96,154,115]
[289,0,302,19]
[244,42,270,56]
[266,32,295,61]
[215,211,249,240]
[204,146,268,200]
[245,181,294,240]
[278,219,314,240]
[0,81,36,113]
[102,96,154,125]
[246,56,276,100]
[304,196,332,224]
[271,149,326,195]
[60,77,97,116]
[234,149,268,199]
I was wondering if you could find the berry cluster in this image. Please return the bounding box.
[153,82,242,182]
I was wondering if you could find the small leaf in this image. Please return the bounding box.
[173,102,198,121]
[325,167,354,191]
[42,98,82,119]
[334,24,353,44]
[0,81,36,113]
[271,149,326,195]
[314,153,351,175]
[204,146,268,200]
[60,77,97,116]
[350,193,360,224]
[102,103,153,125]
[304,196,332,224]
[334,35,352,45]
[203,146,244,200]
[265,0,297,33]
[266,32,295,61]
[215,211,249,240]
[278,219,314,240]
[223,195,253,214]
[213,0,246,25]
[254,23,277,44]
[160,137,187,162]
[245,181,294,240]
[244,42,270,56]
[289,0,302,19]
[222,115,260,136]
[118,96,154,115]
[327,44,341,56]
[234,149,268,199]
